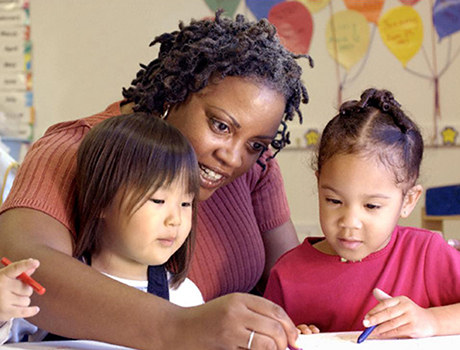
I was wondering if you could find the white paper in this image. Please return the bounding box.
[295,332,460,350]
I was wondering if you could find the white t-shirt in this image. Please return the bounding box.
[104,272,204,307]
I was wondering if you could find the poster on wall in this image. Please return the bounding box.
[0,0,33,161]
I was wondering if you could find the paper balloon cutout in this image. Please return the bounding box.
[433,0,460,41]
[204,0,241,17]
[268,1,313,54]
[399,0,421,5]
[344,0,384,24]
[378,6,423,67]
[326,10,370,71]
[292,0,330,14]
[246,0,283,20]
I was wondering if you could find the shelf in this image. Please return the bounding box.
[421,207,460,234]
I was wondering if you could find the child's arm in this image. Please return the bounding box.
[0,258,41,324]
[363,288,460,339]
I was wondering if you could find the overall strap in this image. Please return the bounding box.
[147,265,169,300]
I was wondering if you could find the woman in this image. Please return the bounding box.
[0,11,312,350]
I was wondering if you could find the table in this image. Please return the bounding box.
[2,333,460,350]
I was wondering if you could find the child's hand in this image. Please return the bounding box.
[296,324,320,334]
[363,288,437,339]
[0,258,41,323]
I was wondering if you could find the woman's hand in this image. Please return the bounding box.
[178,293,301,350]
[297,324,320,335]
[363,288,437,339]
[0,258,41,323]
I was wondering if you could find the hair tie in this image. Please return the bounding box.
[381,101,390,112]
[357,88,376,109]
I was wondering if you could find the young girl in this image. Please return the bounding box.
[264,88,460,340]
[0,258,43,344]
[1,113,203,343]
[73,112,203,306]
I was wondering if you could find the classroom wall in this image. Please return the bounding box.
[29,0,460,240]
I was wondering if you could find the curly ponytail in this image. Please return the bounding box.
[315,88,424,190]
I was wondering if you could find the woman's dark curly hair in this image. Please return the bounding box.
[122,10,313,159]
[314,88,424,192]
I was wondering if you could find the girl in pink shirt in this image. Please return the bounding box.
[265,88,460,340]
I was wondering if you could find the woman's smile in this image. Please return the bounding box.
[198,163,226,189]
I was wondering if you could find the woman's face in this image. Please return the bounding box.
[166,76,286,201]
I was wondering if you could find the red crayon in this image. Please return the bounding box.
[1,257,46,295]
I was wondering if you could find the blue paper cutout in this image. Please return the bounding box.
[246,0,284,20]
[433,0,460,41]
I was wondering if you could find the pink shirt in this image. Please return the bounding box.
[1,102,291,301]
[264,226,460,332]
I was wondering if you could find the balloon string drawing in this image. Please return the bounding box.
[327,0,381,106]
[377,0,460,145]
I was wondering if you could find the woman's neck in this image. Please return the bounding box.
[120,101,135,115]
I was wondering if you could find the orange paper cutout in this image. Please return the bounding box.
[344,0,385,24]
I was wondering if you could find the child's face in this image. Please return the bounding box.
[97,180,193,279]
[316,154,406,262]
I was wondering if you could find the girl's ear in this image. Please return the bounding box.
[400,184,423,218]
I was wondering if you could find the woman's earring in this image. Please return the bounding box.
[162,105,170,120]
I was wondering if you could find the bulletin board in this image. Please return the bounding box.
[0,0,33,160]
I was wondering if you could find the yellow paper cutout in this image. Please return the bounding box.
[291,0,330,14]
[441,127,458,145]
[305,129,320,147]
[378,6,423,67]
[326,10,370,71]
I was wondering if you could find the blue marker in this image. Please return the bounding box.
[358,288,392,343]
[357,325,377,344]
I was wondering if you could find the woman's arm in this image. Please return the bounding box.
[0,208,300,350]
